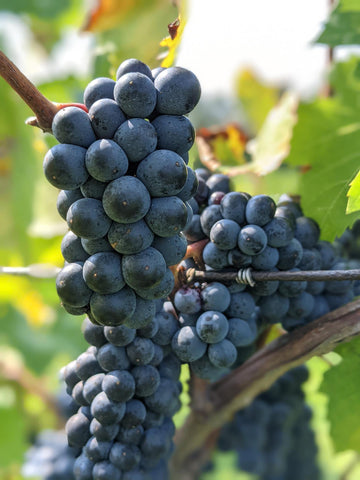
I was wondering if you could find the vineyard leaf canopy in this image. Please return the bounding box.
[320,336,360,453]
[285,58,360,241]
[347,170,360,214]
[315,0,360,46]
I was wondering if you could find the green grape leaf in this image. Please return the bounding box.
[0,306,86,374]
[0,402,27,468]
[347,169,360,214]
[315,0,360,46]
[0,0,71,18]
[285,59,360,240]
[320,336,360,453]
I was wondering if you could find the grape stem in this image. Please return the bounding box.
[184,267,360,285]
[170,298,360,480]
[0,50,58,132]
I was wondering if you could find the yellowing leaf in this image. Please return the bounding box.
[160,7,187,67]
[83,0,136,33]
[249,91,299,175]
[347,169,360,214]
[236,69,281,134]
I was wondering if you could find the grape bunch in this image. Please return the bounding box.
[22,389,79,480]
[215,366,320,480]
[62,299,181,480]
[170,282,258,381]
[44,58,200,326]
[167,169,357,380]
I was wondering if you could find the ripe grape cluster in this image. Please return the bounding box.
[167,169,358,380]
[62,301,181,480]
[215,366,320,480]
[44,58,200,327]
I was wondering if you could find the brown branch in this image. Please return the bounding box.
[0,50,58,132]
[170,298,360,480]
[0,357,61,424]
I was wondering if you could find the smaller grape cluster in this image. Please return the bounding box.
[171,282,258,381]
[22,389,79,480]
[215,366,320,480]
[44,58,200,326]
[63,299,182,480]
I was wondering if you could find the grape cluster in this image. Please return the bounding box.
[171,282,258,381]
[44,58,200,326]
[215,366,320,480]
[62,300,181,480]
[22,389,79,480]
[169,169,358,379]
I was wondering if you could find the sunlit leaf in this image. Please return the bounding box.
[315,0,360,46]
[285,59,360,240]
[347,170,360,214]
[235,68,280,134]
[320,336,360,453]
[0,403,27,469]
[248,91,299,176]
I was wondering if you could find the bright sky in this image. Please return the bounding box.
[178,0,330,97]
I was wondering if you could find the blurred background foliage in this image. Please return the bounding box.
[0,0,359,479]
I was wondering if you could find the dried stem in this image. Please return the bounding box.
[0,50,58,132]
[170,299,360,480]
[185,267,360,285]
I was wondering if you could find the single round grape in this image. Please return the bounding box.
[65,412,91,447]
[210,219,241,250]
[83,77,115,109]
[114,72,157,118]
[136,149,187,197]
[196,311,229,343]
[102,176,151,224]
[228,248,252,268]
[121,399,147,428]
[84,436,112,462]
[102,370,135,402]
[144,378,181,416]
[183,214,206,242]
[177,167,199,202]
[96,344,130,372]
[263,216,294,248]
[202,242,229,269]
[85,139,128,182]
[134,266,175,300]
[52,106,96,148]
[122,247,166,290]
[171,326,206,362]
[288,291,315,319]
[116,58,153,80]
[131,365,160,397]
[57,188,84,220]
[82,317,107,347]
[201,282,231,312]
[104,324,136,346]
[152,311,178,346]
[206,173,230,195]
[66,198,112,239]
[238,225,267,255]
[114,118,157,163]
[251,246,279,270]
[81,236,114,255]
[226,292,256,320]
[108,219,154,255]
[80,177,107,199]
[61,231,89,263]
[151,233,187,266]
[220,191,248,224]
[56,263,92,308]
[295,216,320,248]
[44,143,88,190]
[208,339,237,368]
[200,204,223,236]
[126,337,155,366]
[90,287,136,326]
[152,115,195,155]
[83,374,105,404]
[174,287,202,314]
[277,238,303,270]
[92,461,122,480]
[91,391,126,426]
[154,66,201,115]
[227,318,257,346]
[88,98,126,139]
[124,296,156,329]
[145,197,187,237]
[245,194,276,226]
[83,252,125,294]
